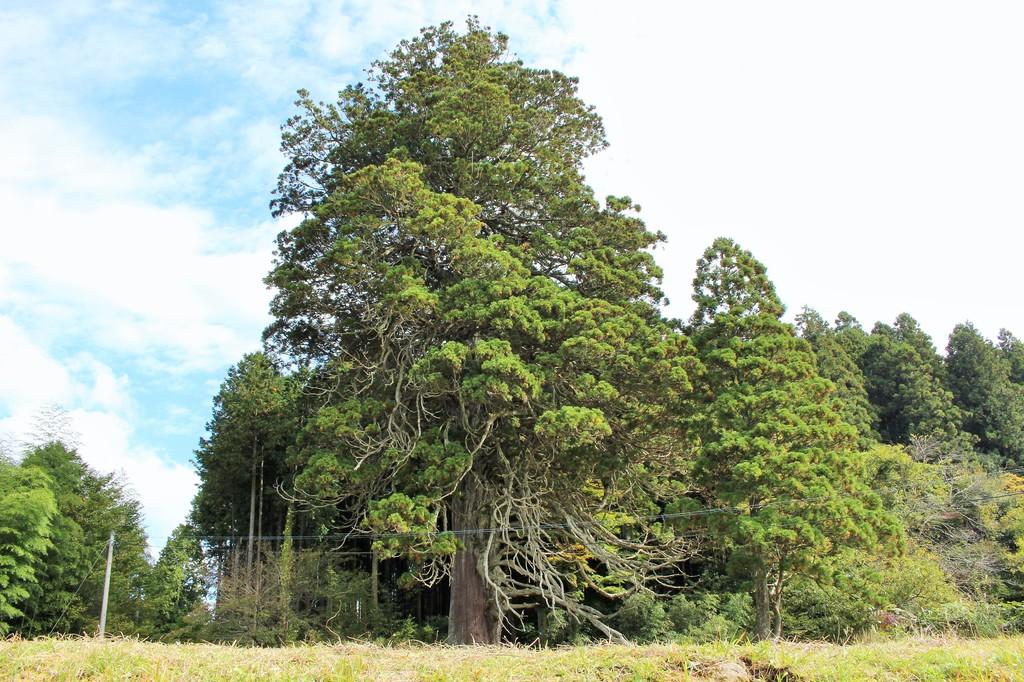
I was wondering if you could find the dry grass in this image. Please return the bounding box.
[1,635,1022,681]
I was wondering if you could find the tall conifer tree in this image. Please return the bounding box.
[946,323,1024,463]
[796,308,878,449]
[192,352,298,571]
[998,329,1024,386]
[860,317,969,451]
[264,21,697,643]
[687,238,895,640]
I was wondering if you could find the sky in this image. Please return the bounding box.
[2,0,1022,552]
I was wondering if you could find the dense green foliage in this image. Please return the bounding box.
[686,239,898,639]
[946,323,1024,463]
[3,20,1024,646]
[860,315,970,450]
[142,525,209,640]
[263,19,697,644]
[0,441,164,637]
[192,352,300,569]
[796,308,877,448]
[15,443,150,637]
[0,460,55,632]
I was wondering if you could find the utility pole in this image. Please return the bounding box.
[98,532,114,639]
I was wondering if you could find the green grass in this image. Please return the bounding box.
[1,635,1022,681]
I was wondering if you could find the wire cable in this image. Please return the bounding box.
[155,489,1024,544]
[46,537,111,637]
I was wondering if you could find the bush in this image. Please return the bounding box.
[378,616,445,643]
[917,599,1024,637]
[201,549,393,645]
[538,607,577,645]
[782,547,964,641]
[613,593,670,643]
[667,592,751,642]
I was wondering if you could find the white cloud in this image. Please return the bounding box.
[0,318,195,550]
[0,108,284,371]
[70,408,199,549]
[0,115,161,198]
[0,189,277,371]
[0,316,76,410]
[72,356,133,415]
[0,1,191,109]
[0,318,134,427]
[185,106,241,137]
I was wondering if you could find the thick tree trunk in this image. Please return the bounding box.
[753,564,772,641]
[537,608,547,642]
[448,479,501,645]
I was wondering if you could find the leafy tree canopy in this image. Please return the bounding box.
[796,307,878,449]
[860,315,970,451]
[143,524,209,639]
[0,460,56,632]
[264,19,698,643]
[686,238,898,640]
[998,329,1024,386]
[192,352,300,556]
[14,442,150,637]
[946,323,1024,464]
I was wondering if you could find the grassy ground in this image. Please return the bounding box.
[1,635,1022,681]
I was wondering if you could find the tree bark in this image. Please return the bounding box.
[280,504,295,640]
[257,453,264,556]
[753,564,772,641]
[256,451,265,594]
[447,479,501,645]
[246,435,258,571]
[771,566,784,640]
[771,590,783,640]
[370,548,379,617]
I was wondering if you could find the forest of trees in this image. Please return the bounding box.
[2,20,1024,645]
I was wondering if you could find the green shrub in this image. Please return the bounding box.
[782,548,964,641]
[667,592,751,642]
[378,616,445,643]
[613,593,670,643]
[539,607,576,645]
[917,599,1024,637]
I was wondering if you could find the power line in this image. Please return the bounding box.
[158,488,1024,545]
[47,539,111,637]
[145,465,1024,544]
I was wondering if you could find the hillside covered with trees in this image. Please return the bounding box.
[2,21,1024,646]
